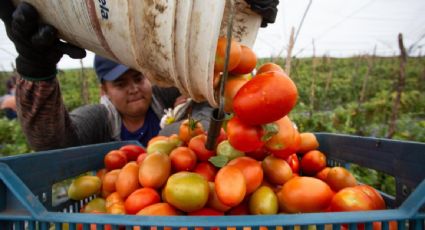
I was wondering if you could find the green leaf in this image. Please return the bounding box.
[261,123,279,142]
[208,155,229,168]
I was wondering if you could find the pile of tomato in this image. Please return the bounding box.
[66,36,394,230]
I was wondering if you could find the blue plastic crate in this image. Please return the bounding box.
[0,133,424,230]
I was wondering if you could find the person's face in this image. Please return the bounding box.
[102,70,153,118]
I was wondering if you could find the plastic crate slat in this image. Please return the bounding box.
[0,163,46,218]
[35,210,414,227]
[315,133,425,188]
[398,180,425,216]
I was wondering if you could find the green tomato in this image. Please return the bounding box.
[164,172,209,212]
[82,197,106,213]
[249,185,278,215]
[216,140,244,160]
[67,175,101,200]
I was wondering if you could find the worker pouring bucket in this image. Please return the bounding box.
[14,0,262,107]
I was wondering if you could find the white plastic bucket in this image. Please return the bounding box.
[13,0,261,107]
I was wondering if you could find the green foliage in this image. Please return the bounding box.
[0,68,99,156]
[57,69,100,110]
[0,117,31,156]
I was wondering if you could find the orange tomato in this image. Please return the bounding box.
[223,75,250,113]
[206,182,232,212]
[355,185,386,210]
[315,167,331,181]
[170,146,198,172]
[124,187,161,214]
[330,187,374,212]
[298,132,319,154]
[193,162,217,182]
[101,169,121,198]
[215,165,246,207]
[262,155,293,185]
[227,157,263,194]
[136,202,180,216]
[104,150,128,170]
[178,118,205,144]
[105,192,125,214]
[136,153,148,165]
[325,167,357,191]
[265,116,297,159]
[300,150,327,176]
[214,37,242,72]
[139,152,171,189]
[276,176,334,213]
[256,62,284,75]
[115,162,140,199]
[230,45,257,75]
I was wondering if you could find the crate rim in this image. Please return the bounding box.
[0,133,424,227]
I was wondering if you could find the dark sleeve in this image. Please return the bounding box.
[69,104,114,145]
[15,77,113,151]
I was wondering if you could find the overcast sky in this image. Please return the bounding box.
[1,0,424,71]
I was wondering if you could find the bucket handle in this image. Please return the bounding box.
[205,0,236,150]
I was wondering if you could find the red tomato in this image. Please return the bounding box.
[226,199,250,215]
[215,128,228,146]
[188,134,216,162]
[124,187,161,214]
[226,115,264,152]
[246,146,270,161]
[300,150,327,176]
[119,144,145,161]
[233,71,298,125]
[188,207,224,216]
[193,162,217,182]
[285,154,300,174]
[104,150,128,170]
[170,147,197,172]
[330,187,374,212]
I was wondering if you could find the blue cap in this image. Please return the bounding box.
[94,55,130,82]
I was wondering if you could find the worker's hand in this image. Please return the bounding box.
[244,0,279,27]
[0,1,86,80]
